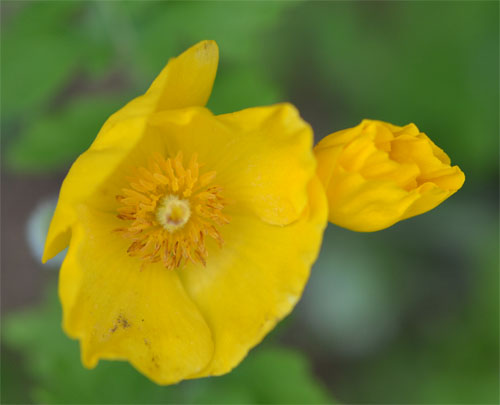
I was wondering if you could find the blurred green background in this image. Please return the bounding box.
[1,1,498,404]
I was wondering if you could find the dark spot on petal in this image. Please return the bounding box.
[111,314,131,333]
[151,354,160,369]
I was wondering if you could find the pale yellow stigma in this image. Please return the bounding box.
[115,151,230,270]
[156,195,191,232]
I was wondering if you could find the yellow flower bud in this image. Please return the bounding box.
[314,119,465,232]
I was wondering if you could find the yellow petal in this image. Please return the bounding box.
[59,206,213,384]
[178,176,328,376]
[321,170,422,232]
[148,103,316,226]
[104,39,219,126]
[150,40,218,111]
[43,41,219,262]
[314,119,465,232]
[43,116,148,262]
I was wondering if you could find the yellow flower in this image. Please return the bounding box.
[314,119,465,232]
[42,41,328,384]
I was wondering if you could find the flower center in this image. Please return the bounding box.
[156,195,191,232]
[115,152,230,270]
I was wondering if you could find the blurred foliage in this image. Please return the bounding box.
[1,1,498,404]
[301,194,499,404]
[7,96,125,171]
[1,286,333,404]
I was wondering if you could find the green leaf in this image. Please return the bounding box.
[1,34,79,121]
[208,65,283,115]
[75,5,117,78]
[2,2,83,39]
[202,347,334,404]
[106,1,295,88]
[1,2,89,120]
[5,95,126,173]
[0,346,32,405]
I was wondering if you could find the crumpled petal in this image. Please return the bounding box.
[178,176,328,376]
[59,206,214,385]
[43,40,219,262]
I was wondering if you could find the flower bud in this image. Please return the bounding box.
[314,120,465,232]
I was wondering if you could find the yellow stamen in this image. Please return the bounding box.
[115,152,229,270]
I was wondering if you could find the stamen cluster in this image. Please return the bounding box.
[116,152,229,270]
